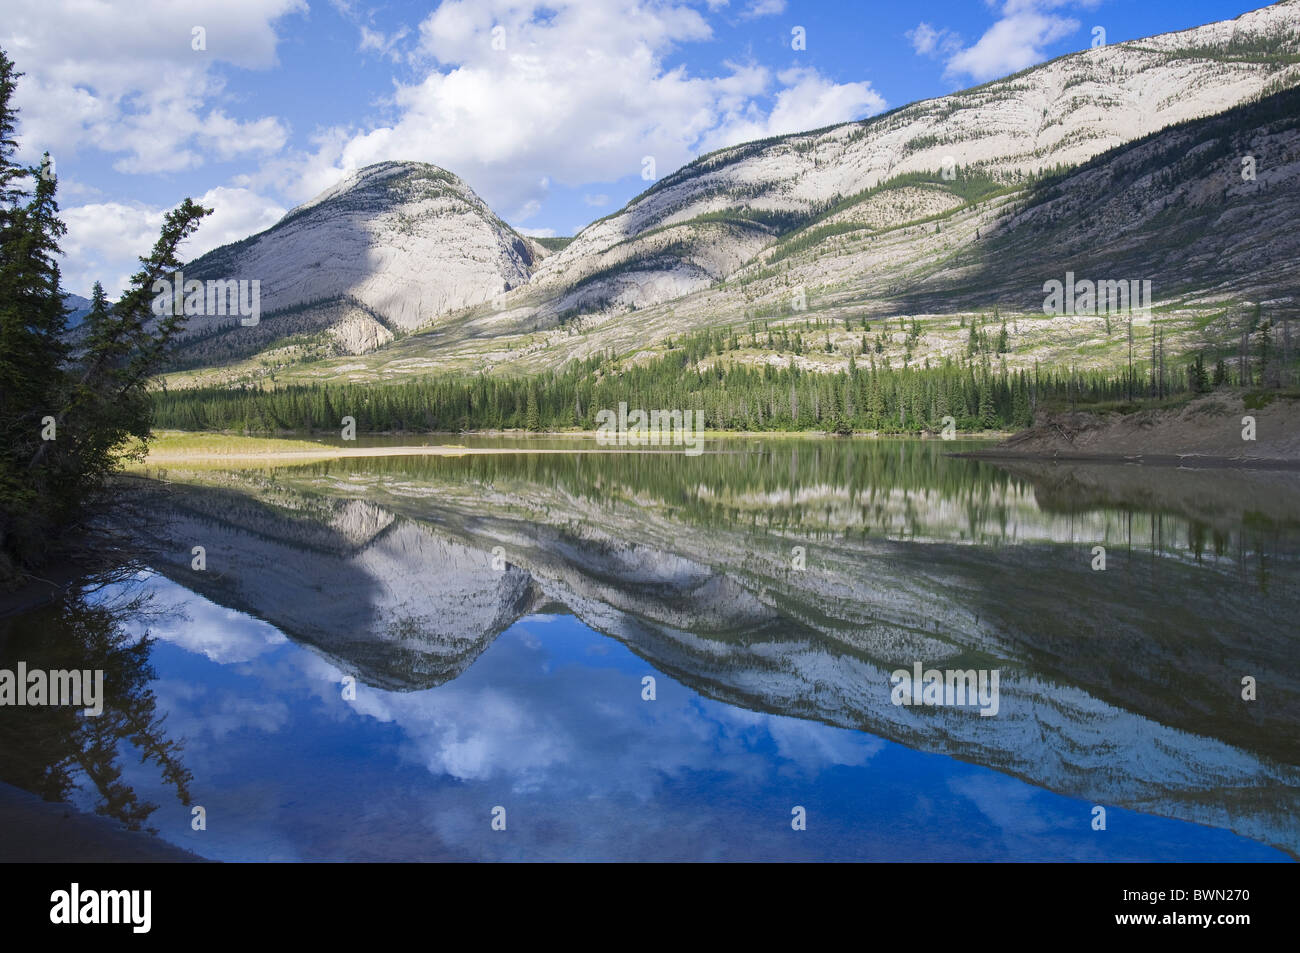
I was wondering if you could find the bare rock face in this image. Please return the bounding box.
[182,161,542,335]
[165,2,1300,372]
[522,1,1300,314]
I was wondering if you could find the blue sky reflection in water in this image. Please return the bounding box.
[90,574,1288,863]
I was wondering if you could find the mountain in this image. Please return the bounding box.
[160,1,1300,385]
[173,161,546,367]
[517,0,1300,318]
[61,293,93,328]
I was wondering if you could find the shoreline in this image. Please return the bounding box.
[0,781,206,862]
[146,427,1011,440]
[133,429,1006,465]
[955,449,1300,471]
[138,445,738,463]
[963,392,1300,471]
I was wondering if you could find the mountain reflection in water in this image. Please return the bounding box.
[3,438,1296,861]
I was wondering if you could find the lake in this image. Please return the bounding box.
[2,436,1297,861]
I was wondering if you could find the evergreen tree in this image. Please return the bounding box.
[524,387,541,431]
[1013,377,1031,428]
[1188,353,1209,393]
[0,47,211,581]
[0,50,23,227]
[977,378,997,430]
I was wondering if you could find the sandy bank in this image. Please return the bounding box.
[139,445,722,464]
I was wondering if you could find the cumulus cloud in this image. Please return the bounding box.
[2,0,306,172]
[699,66,886,152]
[947,8,1081,81]
[912,1,1091,83]
[60,203,167,298]
[16,0,886,288]
[262,1,885,222]
[61,186,286,297]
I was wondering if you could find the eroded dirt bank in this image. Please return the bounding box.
[967,392,1300,467]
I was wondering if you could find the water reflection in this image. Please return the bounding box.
[93,579,1293,861]
[0,580,193,832]
[5,438,1298,860]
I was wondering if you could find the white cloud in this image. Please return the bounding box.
[61,203,167,298]
[699,66,886,152]
[947,9,1080,81]
[582,193,610,207]
[331,0,412,61]
[908,22,961,58]
[23,0,888,285]
[513,198,543,222]
[263,1,884,223]
[186,186,287,254]
[359,25,412,60]
[124,574,288,665]
[61,186,286,297]
[516,226,557,238]
[741,0,787,18]
[913,1,1090,83]
[2,0,306,172]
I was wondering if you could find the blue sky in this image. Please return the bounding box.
[0,0,1276,296]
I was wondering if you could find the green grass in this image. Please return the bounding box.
[134,431,337,457]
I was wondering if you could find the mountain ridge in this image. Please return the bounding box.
[164,0,1300,384]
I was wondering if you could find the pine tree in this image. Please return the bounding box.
[1013,378,1031,428]
[977,378,997,429]
[0,50,23,223]
[524,387,541,431]
[868,375,885,428]
[1189,353,1209,393]
[0,46,211,579]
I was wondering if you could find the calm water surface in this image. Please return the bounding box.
[3,437,1297,861]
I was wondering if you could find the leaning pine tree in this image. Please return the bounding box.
[0,46,211,584]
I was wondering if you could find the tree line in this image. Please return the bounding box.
[152,329,1222,436]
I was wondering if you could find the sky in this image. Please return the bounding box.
[0,0,1277,297]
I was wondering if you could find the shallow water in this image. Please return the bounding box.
[3,437,1298,861]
